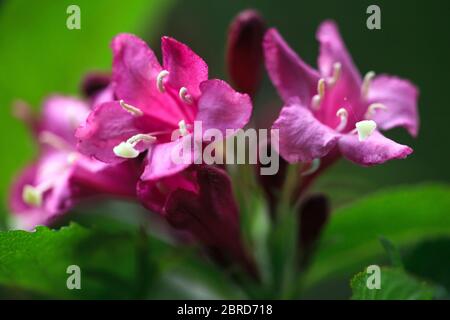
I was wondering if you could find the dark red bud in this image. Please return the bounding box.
[226,9,266,97]
[80,71,111,98]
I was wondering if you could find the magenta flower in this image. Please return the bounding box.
[76,34,252,181]
[9,96,140,230]
[265,21,418,166]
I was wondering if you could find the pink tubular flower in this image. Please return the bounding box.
[265,21,419,166]
[76,34,252,181]
[9,96,140,230]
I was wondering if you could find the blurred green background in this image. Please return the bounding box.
[0,0,449,300]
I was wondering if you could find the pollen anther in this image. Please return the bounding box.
[355,120,377,141]
[119,100,143,116]
[113,134,157,159]
[156,70,169,93]
[179,87,193,104]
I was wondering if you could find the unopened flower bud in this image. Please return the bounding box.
[226,9,266,97]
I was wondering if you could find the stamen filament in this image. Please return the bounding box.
[365,103,387,119]
[119,100,143,116]
[302,158,321,176]
[335,108,349,132]
[312,78,326,110]
[328,62,342,87]
[113,134,157,159]
[39,131,71,150]
[156,70,169,93]
[361,71,376,98]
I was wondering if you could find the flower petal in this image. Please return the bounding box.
[111,34,183,127]
[141,135,199,181]
[367,75,419,137]
[76,101,155,163]
[196,79,252,137]
[40,96,90,146]
[338,131,413,166]
[137,169,198,213]
[264,28,320,104]
[162,36,208,98]
[316,20,361,88]
[272,104,339,163]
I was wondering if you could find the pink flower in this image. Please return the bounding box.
[9,96,141,230]
[76,34,252,181]
[265,21,418,166]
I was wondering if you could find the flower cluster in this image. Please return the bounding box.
[9,12,418,277]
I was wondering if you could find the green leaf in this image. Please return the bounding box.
[351,267,435,300]
[403,237,450,294]
[304,184,450,288]
[0,223,147,298]
[0,222,247,299]
[379,236,404,269]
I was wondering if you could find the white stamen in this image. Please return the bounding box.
[328,62,342,87]
[355,120,377,141]
[361,71,376,98]
[178,120,188,136]
[302,158,321,176]
[365,103,387,119]
[119,100,143,116]
[156,70,169,93]
[22,185,43,207]
[312,78,326,110]
[179,87,193,104]
[126,134,157,146]
[67,153,78,165]
[22,181,53,208]
[113,134,156,159]
[335,108,349,132]
[113,142,140,159]
[39,131,70,150]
